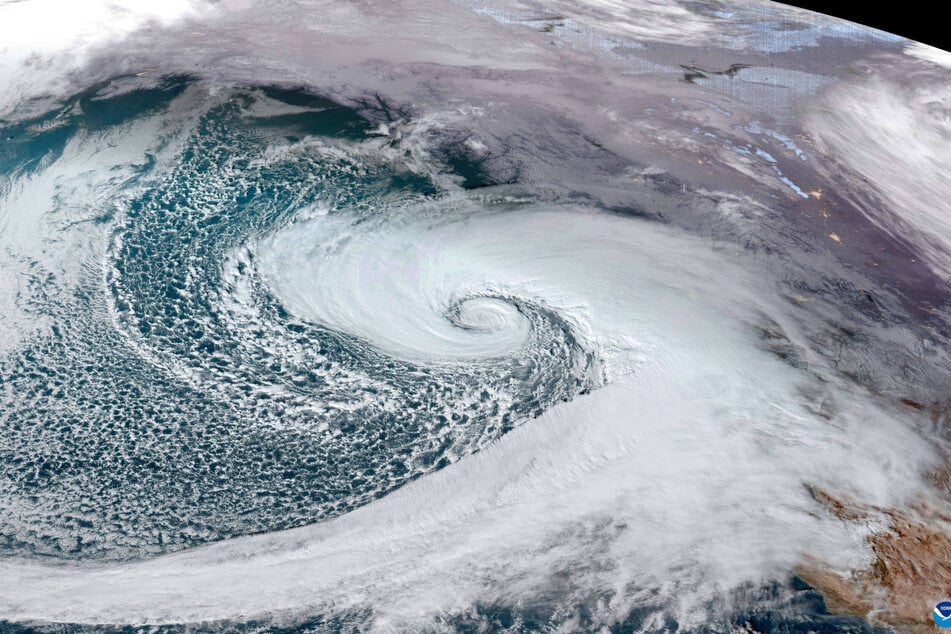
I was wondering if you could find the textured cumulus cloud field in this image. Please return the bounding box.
[0,0,949,630]
[3,198,937,627]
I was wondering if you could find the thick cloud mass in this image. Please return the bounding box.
[0,0,948,631]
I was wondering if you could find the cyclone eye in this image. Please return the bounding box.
[450,296,521,332]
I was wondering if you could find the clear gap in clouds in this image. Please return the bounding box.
[777,0,948,50]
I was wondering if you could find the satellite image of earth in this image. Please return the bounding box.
[0,0,949,631]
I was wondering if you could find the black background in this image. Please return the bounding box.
[776,1,948,50]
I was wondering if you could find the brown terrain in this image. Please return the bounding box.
[798,475,951,631]
[795,396,951,632]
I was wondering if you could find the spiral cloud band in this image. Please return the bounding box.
[0,0,949,631]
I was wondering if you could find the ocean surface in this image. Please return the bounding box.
[0,0,948,631]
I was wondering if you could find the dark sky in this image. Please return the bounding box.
[776,1,948,50]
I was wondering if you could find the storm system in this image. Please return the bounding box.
[0,0,948,631]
